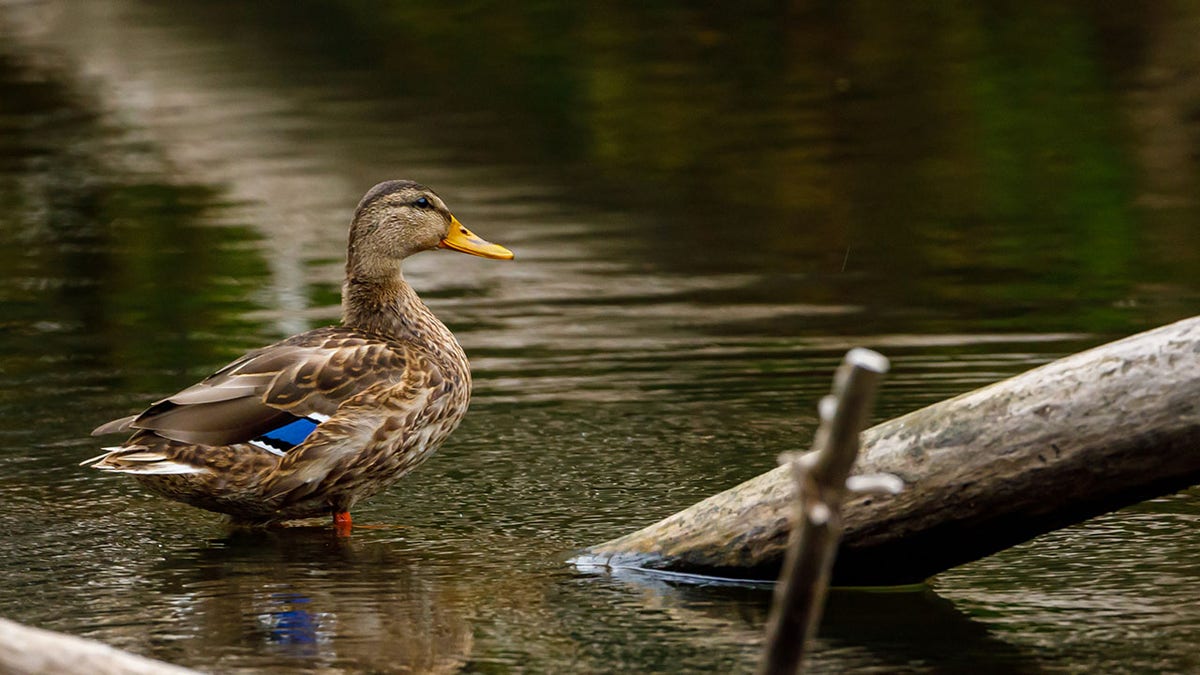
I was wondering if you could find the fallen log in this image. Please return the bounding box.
[0,617,199,675]
[573,316,1200,586]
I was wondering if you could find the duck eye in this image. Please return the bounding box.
[414,197,431,209]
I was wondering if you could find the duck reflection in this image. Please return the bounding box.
[153,527,472,673]
[260,592,321,654]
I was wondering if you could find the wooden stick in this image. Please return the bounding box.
[573,315,1200,585]
[758,349,889,675]
[0,617,199,674]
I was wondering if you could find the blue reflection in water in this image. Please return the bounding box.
[264,592,320,654]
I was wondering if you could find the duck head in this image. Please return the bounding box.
[347,180,513,279]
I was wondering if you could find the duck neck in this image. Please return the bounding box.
[341,271,456,351]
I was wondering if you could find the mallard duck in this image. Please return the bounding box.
[85,180,512,532]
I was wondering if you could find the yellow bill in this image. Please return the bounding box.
[439,216,514,260]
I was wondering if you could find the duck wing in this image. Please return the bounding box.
[92,326,408,446]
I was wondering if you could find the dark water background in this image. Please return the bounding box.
[1,1,1198,672]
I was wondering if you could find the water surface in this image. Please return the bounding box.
[1,1,1198,672]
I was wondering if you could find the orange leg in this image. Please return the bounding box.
[333,511,353,536]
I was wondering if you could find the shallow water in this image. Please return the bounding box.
[1,1,1198,672]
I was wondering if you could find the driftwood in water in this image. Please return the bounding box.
[575,316,1200,586]
[760,349,891,675]
[0,617,198,675]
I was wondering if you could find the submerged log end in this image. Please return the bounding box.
[572,463,797,578]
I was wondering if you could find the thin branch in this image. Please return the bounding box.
[758,348,889,675]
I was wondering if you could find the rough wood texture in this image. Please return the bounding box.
[575,316,1200,586]
[0,617,199,674]
[760,349,888,675]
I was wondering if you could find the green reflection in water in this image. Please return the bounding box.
[153,0,1198,334]
[0,49,268,436]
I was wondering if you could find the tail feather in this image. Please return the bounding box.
[82,446,210,475]
[103,461,210,475]
[92,415,138,436]
[79,446,136,466]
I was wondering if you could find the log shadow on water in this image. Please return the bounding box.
[578,567,1045,673]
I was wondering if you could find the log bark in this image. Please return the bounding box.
[573,316,1200,586]
[0,617,199,675]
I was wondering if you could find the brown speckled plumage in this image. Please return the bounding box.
[85,180,512,525]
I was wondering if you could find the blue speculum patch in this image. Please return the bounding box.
[253,416,322,453]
